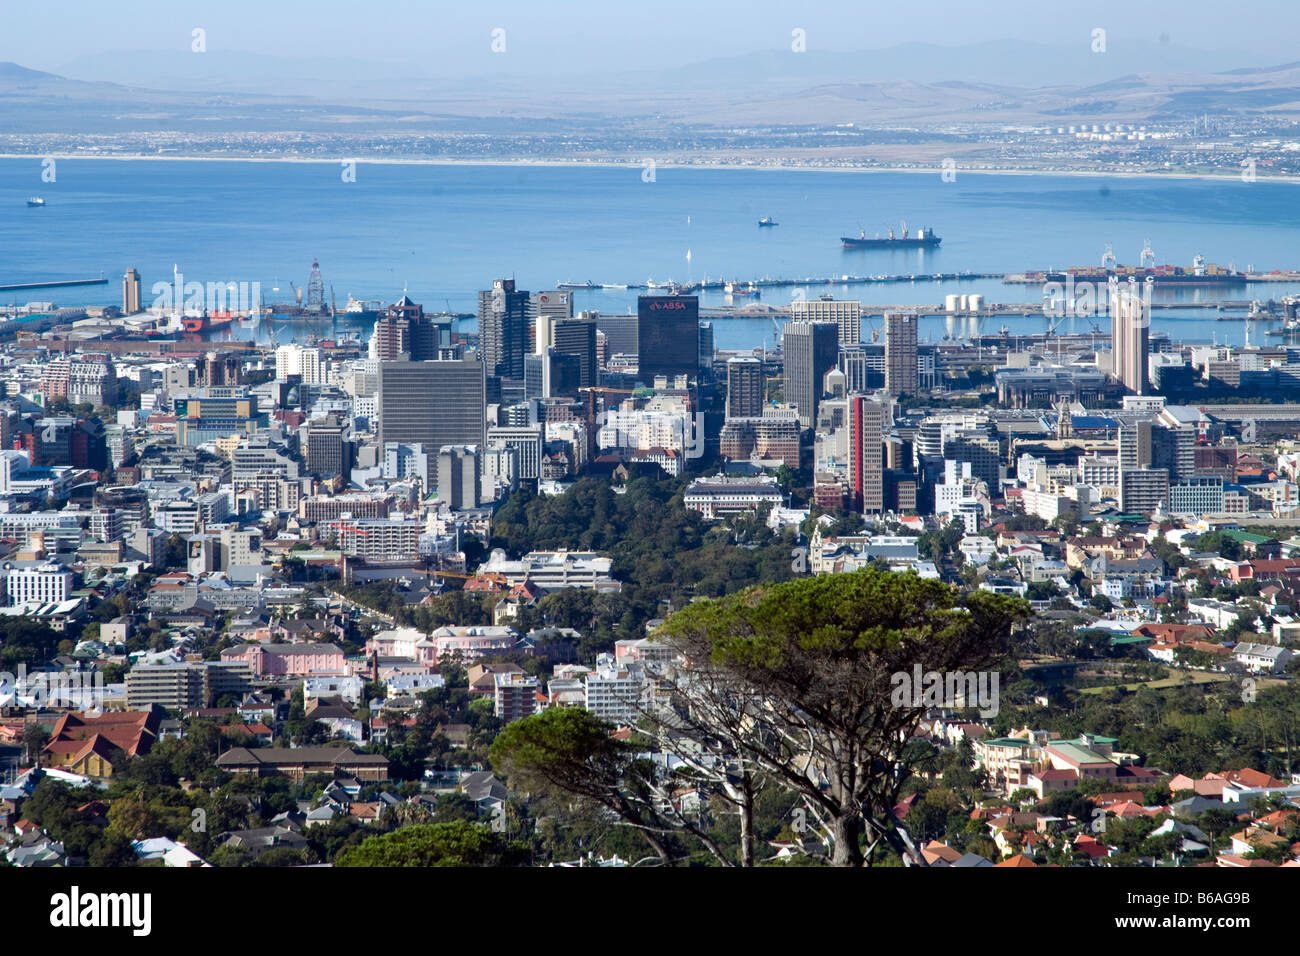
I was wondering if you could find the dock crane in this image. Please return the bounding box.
[1140,239,1156,268]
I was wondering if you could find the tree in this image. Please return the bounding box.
[658,567,1029,866]
[334,821,526,867]
[22,725,50,766]
[491,706,731,866]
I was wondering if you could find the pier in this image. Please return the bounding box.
[0,277,109,292]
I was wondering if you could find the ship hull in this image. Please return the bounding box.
[841,237,941,248]
[1040,271,1246,286]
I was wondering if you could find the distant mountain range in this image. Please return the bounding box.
[3,43,1300,134]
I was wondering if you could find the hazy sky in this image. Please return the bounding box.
[4,0,1297,76]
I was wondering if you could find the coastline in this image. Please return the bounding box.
[1,152,1297,185]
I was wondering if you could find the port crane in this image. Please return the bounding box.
[1140,239,1156,268]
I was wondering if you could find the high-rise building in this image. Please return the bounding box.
[1119,420,1153,470]
[479,279,531,381]
[1110,278,1151,395]
[945,431,1001,494]
[792,296,861,345]
[596,312,638,365]
[487,425,544,481]
[123,268,142,315]
[849,395,886,513]
[305,416,353,480]
[637,295,699,382]
[533,291,573,354]
[783,321,839,428]
[378,357,486,455]
[551,317,598,388]
[726,357,765,419]
[436,445,481,510]
[1119,467,1169,515]
[370,295,445,362]
[884,312,919,397]
[698,322,715,377]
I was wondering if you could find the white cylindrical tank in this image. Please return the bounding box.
[945,294,961,312]
[959,294,969,311]
[968,293,984,313]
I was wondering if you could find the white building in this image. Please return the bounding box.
[7,564,73,606]
[584,653,645,725]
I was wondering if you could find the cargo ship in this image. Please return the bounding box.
[724,280,761,298]
[181,311,236,333]
[842,221,940,248]
[26,197,45,207]
[1018,254,1247,287]
[344,296,385,320]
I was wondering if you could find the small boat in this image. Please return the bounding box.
[758,217,778,227]
[26,197,45,207]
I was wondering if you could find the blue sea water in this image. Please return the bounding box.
[2,157,1300,350]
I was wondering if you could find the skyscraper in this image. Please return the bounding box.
[123,268,142,315]
[698,322,715,377]
[884,312,919,397]
[378,357,486,455]
[371,295,443,362]
[637,295,699,382]
[849,394,885,514]
[783,321,839,428]
[1110,278,1151,395]
[596,312,638,365]
[533,290,573,354]
[726,356,764,420]
[305,415,353,480]
[479,279,531,381]
[551,317,598,389]
[791,296,861,345]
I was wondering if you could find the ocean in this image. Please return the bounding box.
[3,157,1300,350]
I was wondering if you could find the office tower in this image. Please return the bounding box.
[526,350,581,400]
[372,295,439,362]
[305,415,353,480]
[123,268,142,315]
[884,312,919,397]
[726,356,765,419]
[698,322,715,376]
[792,295,861,345]
[849,394,885,513]
[783,321,839,428]
[488,425,544,481]
[378,357,486,454]
[546,351,582,399]
[436,445,481,510]
[552,317,598,388]
[524,354,545,400]
[479,278,531,381]
[945,431,1000,493]
[533,290,573,354]
[1110,278,1150,395]
[597,313,638,365]
[637,295,699,382]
